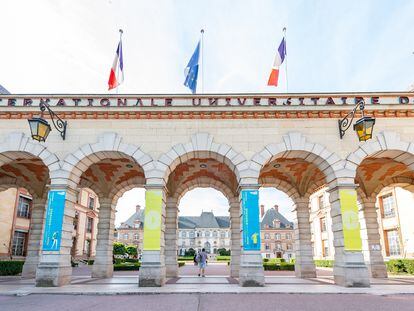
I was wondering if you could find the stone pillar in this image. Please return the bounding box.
[238,186,264,287]
[164,197,178,278]
[22,197,46,278]
[328,184,370,287]
[139,186,166,287]
[293,197,316,278]
[92,197,116,278]
[35,187,77,287]
[359,197,388,278]
[229,197,241,278]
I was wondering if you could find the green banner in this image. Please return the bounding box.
[143,190,163,251]
[339,189,362,251]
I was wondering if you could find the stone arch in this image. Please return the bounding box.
[346,131,414,197]
[0,132,57,198]
[57,132,153,193]
[252,132,342,197]
[149,132,249,186]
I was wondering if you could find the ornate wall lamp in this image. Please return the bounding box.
[28,100,67,142]
[338,99,375,142]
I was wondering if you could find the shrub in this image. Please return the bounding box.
[403,260,414,274]
[0,261,25,276]
[217,248,231,256]
[113,262,141,271]
[216,256,231,261]
[178,256,195,261]
[185,248,196,257]
[178,262,185,267]
[314,260,334,267]
[386,259,414,274]
[124,258,139,263]
[263,262,295,271]
[87,260,94,265]
[113,242,126,256]
[126,245,138,257]
[263,258,269,263]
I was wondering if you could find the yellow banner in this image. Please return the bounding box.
[143,190,163,251]
[339,189,362,251]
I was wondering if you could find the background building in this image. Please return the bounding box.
[260,205,295,260]
[0,187,99,260]
[310,186,414,261]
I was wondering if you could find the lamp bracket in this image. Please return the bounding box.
[39,99,67,140]
[338,99,365,139]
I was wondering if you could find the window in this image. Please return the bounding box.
[286,233,291,240]
[382,194,396,218]
[84,239,91,256]
[264,233,270,240]
[134,233,139,240]
[190,240,195,246]
[17,196,31,218]
[320,217,327,232]
[88,197,95,210]
[273,220,280,228]
[213,231,218,237]
[182,231,187,238]
[123,233,129,240]
[114,232,118,239]
[322,240,329,257]
[12,231,27,256]
[86,217,93,233]
[189,231,195,238]
[73,211,79,230]
[276,243,282,250]
[318,195,324,209]
[275,233,281,240]
[387,230,401,256]
[287,244,292,250]
[205,231,210,237]
[265,243,270,250]
[220,231,225,238]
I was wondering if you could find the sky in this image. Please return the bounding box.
[1,1,414,225]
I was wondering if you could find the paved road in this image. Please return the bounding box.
[1,293,413,311]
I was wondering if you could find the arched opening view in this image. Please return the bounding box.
[177,188,231,277]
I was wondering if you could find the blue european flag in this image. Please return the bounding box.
[184,41,200,94]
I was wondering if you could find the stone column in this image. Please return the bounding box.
[92,197,116,278]
[164,197,178,278]
[238,186,264,287]
[359,196,388,278]
[328,184,370,287]
[139,186,166,287]
[35,187,77,287]
[229,197,241,278]
[293,197,316,278]
[22,197,46,278]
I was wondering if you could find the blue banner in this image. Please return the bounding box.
[242,189,261,251]
[42,190,66,251]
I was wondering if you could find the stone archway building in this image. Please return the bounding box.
[0,92,413,288]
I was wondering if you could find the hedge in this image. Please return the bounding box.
[263,262,295,271]
[314,260,334,267]
[216,256,231,261]
[0,261,25,276]
[178,256,195,261]
[113,262,141,271]
[263,258,286,264]
[386,259,414,274]
[178,261,185,267]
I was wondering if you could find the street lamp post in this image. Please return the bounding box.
[338,99,375,142]
[28,100,67,142]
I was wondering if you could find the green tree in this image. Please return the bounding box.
[126,245,138,258]
[185,248,196,257]
[113,242,126,255]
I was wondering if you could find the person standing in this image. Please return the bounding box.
[197,248,208,277]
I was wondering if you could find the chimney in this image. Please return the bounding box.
[274,205,279,213]
[136,205,141,213]
[260,205,265,218]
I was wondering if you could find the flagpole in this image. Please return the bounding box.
[116,29,123,95]
[200,29,204,94]
[283,27,289,93]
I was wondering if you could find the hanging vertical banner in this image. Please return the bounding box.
[143,190,163,251]
[42,190,66,251]
[339,189,362,251]
[241,189,261,251]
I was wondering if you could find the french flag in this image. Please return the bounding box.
[108,38,124,90]
[267,37,286,87]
